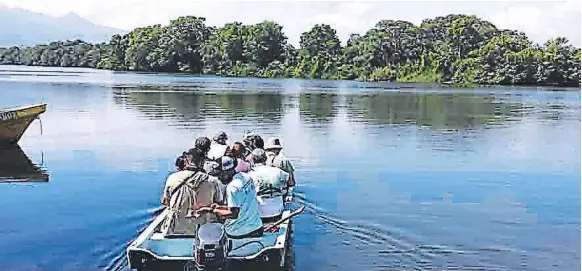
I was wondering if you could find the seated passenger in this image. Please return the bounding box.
[243,131,264,155]
[242,131,257,156]
[244,135,264,169]
[174,151,188,171]
[194,137,227,204]
[253,135,264,150]
[207,131,230,161]
[174,136,211,172]
[205,156,263,239]
[247,148,292,222]
[264,137,296,203]
[191,136,219,174]
[195,136,212,157]
[160,149,225,236]
[230,141,251,173]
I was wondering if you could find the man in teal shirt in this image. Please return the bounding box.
[208,156,263,238]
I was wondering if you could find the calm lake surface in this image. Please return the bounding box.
[0,65,579,271]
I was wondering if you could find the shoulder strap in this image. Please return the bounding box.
[169,168,202,200]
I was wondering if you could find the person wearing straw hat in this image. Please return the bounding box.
[264,137,296,203]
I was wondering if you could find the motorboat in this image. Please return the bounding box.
[126,204,305,271]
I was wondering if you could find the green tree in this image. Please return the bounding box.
[0,13,579,87]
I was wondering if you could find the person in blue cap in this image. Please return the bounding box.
[198,156,263,239]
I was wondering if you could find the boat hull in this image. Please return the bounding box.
[0,103,46,146]
[127,208,293,271]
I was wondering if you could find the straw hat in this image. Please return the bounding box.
[265,137,283,150]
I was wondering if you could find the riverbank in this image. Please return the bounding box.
[1,63,579,91]
[0,14,580,87]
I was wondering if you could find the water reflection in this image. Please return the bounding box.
[344,92,532,129]
[112,89,286,126]
[0,145,49,183]
[299,93,341,124]
[112,89,538,130]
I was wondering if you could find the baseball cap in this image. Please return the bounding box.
[219,156,236,171]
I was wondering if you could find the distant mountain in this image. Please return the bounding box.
[0,5,125,47]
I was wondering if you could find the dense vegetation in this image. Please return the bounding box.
[0,14,580,87]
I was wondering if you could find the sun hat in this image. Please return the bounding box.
[265,137,283,150]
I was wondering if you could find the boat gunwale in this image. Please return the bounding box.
[0,103,47,113]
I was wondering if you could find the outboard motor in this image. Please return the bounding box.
[191,222,230,270]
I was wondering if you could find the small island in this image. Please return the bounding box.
[0,14,580,87]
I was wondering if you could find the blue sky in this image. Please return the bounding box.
[0,0,580,47]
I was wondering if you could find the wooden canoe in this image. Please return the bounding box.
[0,103,47,146]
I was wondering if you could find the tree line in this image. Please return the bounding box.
[0,14,580,87]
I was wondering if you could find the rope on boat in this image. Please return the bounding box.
[230,240,265,252]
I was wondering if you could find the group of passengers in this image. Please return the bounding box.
[160,130,296,240]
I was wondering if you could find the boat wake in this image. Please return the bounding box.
[100,207,165,271]
[298,194,506,271]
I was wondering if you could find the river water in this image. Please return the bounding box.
[0,65,579,271]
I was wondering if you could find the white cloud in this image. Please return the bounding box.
[0,0,579,47]
[486,0,581,46]
[308,1,377,43]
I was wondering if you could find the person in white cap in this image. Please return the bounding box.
[207,131,230,161]
[248,148,292,222]
[264,137,296,202]
[200,156,263,239]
